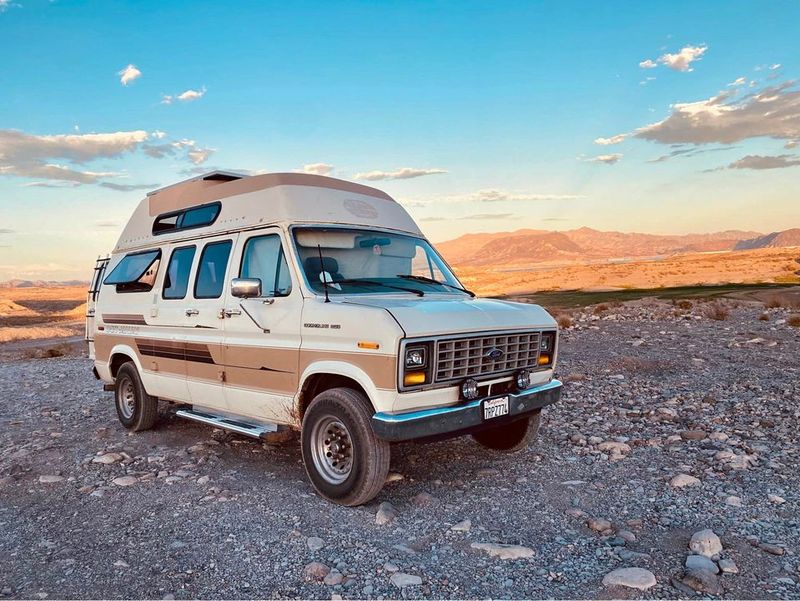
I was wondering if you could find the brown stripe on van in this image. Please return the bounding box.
[103,314,148,325]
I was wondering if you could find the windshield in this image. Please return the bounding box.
[292,227,467,296]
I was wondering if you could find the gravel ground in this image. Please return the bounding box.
[1,299,798,599]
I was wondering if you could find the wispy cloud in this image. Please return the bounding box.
[187,147,214,165]
[354,167,447,181]
[458,213,515,220]
[727,76,747,87]
[727,154,800,170]
[639,45,707,72]
[99,182,158,191]
[0,228,14,234]
[94,220,121,228]
[594,134,626,146]
[161,87,206,104]
[634,81,800,145]
[300,163,334,176]
[586,153,622,164]
[118,64,142,86]
[647,145,739,163]
[404,189,584,208]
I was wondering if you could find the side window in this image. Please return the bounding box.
[104,249,161,293]
[163,246,196,299]
[240,234,293,297]
[194,240,232,299]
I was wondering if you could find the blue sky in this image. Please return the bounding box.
[1,0,799,280]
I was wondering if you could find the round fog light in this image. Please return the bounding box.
[516,369,532,390]
[461,378,479,400]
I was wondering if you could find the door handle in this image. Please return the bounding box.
[224,308,242,317]
[185,308,199,316]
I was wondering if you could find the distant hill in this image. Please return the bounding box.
[437,227,774,267]
[0,279,87,289]
[735,228,800,251]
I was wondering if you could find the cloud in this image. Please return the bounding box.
[471,190,583,202]
[634,81,800,145]
[771,63,782,70]
[187,147,214,165]
[99,182,157,191]
[594,134,626,146]
[152,130,167,139]
[647,145,739,163]
[0,228,14,234]
[639,45,708,73]
[94,220,121,228]
[162,87,206,104]
[727,76,746,87]
[353,167,447,181]
[458,213,515,220]
[301,163,334,176]
[727,154,800,170]
[22,181,81,188]
[0,0,14,12]
[118,64,142,86]
[587,153,623,164]
[785,140,799,149]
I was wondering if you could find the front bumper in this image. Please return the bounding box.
[371,379,562,442]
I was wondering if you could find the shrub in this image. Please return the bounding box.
[593,303,609,314]
[675,299,693,311]
[703,301,730,321]
[556,314,573,329]
[788,314,800,328]
[765,295,783,309]
[758,312,770,321]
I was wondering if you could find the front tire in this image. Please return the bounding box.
[301,387,390,506]
[472,410,542,452]
[114,362,159,432]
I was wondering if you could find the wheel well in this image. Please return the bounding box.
[297,373,371,420]
[109,352,135,378]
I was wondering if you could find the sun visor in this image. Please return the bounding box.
[295,230,356,249]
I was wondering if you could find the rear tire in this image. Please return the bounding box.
[472,410,541,452]
[301,387,390,506]
[114,362,158,432]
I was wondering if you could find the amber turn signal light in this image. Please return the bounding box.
[403,371,426,386]
[538,354,552,365]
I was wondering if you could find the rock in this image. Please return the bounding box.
[38,475,64,484]
[602,567,657,590]
[306,536,325,551]
[686,554,719,574]
[768,494,786,505]
[586,518,612,533]
[677,569,723,595]
[725,495,743,507]
[383,561,399,573]
[617,549,651,563]
[196,476,210,485]
[451,519,471,532]
[385,472,404,483]
[112,476,138,487]
[617,529,636,543]
[670,474,701,488]
[470,542,534,560]
[410,492,437,506]
[718,558,739,574]
[390,573,422,588]
[759,543,786,556]
[323,570,344,586]
[375,502,398,525]
[597,441,630,460]
[681,430,707,441]
[92,452,123,464]
[113,559,129,568]
[689,529,723,558]
[303,561,330,581]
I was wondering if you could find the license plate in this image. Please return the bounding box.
[483,396,509,420]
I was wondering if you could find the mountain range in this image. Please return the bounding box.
[437,227,800,267]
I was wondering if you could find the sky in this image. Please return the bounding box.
[1,0,799,281]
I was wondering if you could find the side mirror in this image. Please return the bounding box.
[231,277,262,299]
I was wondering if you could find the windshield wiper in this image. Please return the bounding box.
[396,274,475,297]
[336,279,425,297]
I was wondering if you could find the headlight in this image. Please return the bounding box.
[405,347,427,369]
[540,332,555,352]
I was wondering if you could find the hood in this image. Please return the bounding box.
[343,296,556,338]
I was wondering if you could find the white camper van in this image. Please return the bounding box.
[87,171,562,505]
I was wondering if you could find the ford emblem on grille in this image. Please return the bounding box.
[485,347,504,361]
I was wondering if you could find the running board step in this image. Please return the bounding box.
[175,409,278,439]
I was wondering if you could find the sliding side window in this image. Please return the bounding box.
[163,246,196,300]
[240,234,293,297]
[103,249,161,293]
[194,240,232,299]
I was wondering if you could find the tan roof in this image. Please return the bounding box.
[147,171,395,217]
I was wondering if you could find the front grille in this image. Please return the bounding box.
[435,331,541,382]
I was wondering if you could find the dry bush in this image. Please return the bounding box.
[675,299,693,311]
[703,301,730,321]
[593,303,609,314]
[556,314,573,329]
[788,314,800,328]
[758,312,770,321]
[765,295,784,309]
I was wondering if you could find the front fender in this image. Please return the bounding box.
[297,359,396,414]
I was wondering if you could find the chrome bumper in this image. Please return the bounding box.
[371,379,562,442]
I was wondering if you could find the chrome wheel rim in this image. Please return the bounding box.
[310,416,353,485]
[117,376,136,420]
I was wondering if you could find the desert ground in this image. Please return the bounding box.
[1,292,799,599]
[455,247,800,297]
[0,285,85,349]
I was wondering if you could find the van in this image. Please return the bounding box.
[87,171,562,505]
